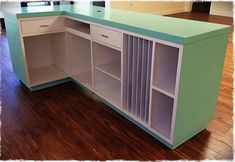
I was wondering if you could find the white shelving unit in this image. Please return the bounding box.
[65,18,90,34]
[20,16,181,146]
[149,41,180,142]
[94,69,121,108]
[123,34,152,124]
[96,61,121,80]
[93,42,121,81]
[150,90,174,139]
[152,43,179,96]
[23,32,69,86]
[68,33,92,89]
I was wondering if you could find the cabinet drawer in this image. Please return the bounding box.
[20,17,64,35]
[91,25,122,49]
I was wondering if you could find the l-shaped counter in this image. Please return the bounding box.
[4,4,230,149]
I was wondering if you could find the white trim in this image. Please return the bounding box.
[120,32,124,108]
[210,10,233,17]
[169,46,184,144]
[66,27,91,40]
[17,19,30,84]
[150,8,186,15]
[148,43,155,127]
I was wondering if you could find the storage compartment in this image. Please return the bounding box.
[93,42,121,81]
[123,34,153,123]
[94,69,121,108]
[153,43,179,96]
[150,90,174,139]
[24,32,68,86]
[65,18,90,34]
[21,17,64,35]
[68,33,92,88]
[91,25,122,49]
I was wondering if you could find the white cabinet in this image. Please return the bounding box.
[19,15,183,146]
[23,32,68,86]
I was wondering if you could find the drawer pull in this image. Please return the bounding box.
[40,25,50,27]
[101,34,109,38]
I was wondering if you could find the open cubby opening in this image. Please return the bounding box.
[23,32,68,86]
[68,33,92,88]
[65,18,90,34]
[93,42,121,81]
[150,90,174,139]
[153,42,179,96]
[94,69,121,107]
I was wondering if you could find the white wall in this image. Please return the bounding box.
[110,1,192,15]
[0,2,21,18]
[210,2,233,17]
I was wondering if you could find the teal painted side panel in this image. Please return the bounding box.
[4,12,28,85]
[72,79,173,149]
[29,78,71,91]
[173,34,229,147]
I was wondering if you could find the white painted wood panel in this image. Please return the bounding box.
[21,17,64,35]
[91,25,122,49]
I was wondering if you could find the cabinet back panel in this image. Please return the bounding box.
[24,35,52,69]
[51,32,68,73]
[93,42,121,66]
[68,33,91,74]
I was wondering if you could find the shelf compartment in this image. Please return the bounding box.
[123,34,153,124]
[153,42,179,96]
[95,61,121,81]
[29,65,68,86]
[68,33,92,88]
[150,90,174,139]
[94,69,121,108]
[93,42,121,81]
[65,18,90,34]
[23,32,69,86]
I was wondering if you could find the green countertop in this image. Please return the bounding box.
[4,4,231,44]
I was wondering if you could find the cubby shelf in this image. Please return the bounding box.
[66,27,91,40]
[150,90,174,140]
[153,42,179,96]
[95,61,121,81]
[65,18,90,34]
[94,69,121,108]
[23,32,68,87]
[152,85,175,98]
[29,65,68,86]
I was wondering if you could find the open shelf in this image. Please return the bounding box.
[95,61,121,81]
[94,69,121,108]
[68,33,92,88]
[65,18,90,34]
[93,42,121,81]
[29,65,68,86]
[150,89,174,139]
[23,32,69,86]
[153,42,179,96]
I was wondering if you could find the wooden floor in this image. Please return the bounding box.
[1,12,233,160]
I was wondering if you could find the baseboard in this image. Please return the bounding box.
[150,8,186,15]
[210,10,233,17]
